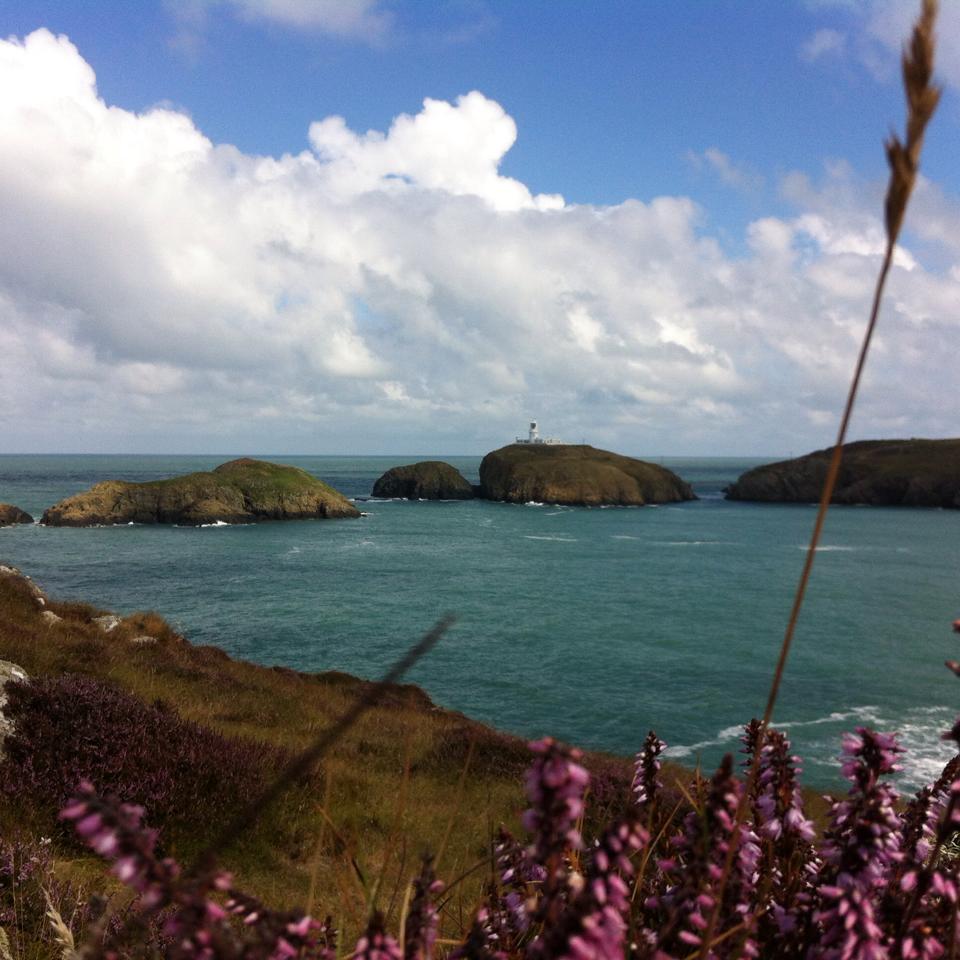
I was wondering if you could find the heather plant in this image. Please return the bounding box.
[0,2,950,958]
[0,674,296,849]
[41,710,960,958]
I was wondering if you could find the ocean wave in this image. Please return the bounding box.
[651,539,729,547]
[663,704,957,791]
[799,544,857,552]
[523,535,577,542]
[199,520,231,528]
[525,501,545,507]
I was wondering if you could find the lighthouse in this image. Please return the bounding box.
[515,420,564,445]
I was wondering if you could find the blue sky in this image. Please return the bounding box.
[0,1,958,454]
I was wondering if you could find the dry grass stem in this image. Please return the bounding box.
[44,889,79,960]
[190,614,455,876]
[697,3,940,958]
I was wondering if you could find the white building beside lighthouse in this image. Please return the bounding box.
[515,420,563,445]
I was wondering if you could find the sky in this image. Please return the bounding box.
[0,1,959,456]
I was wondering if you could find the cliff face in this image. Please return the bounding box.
[478,444,696,506]
[371,461,474,500]
[725,439,960,507]
[41,458,361,526]
[0,504,33,526]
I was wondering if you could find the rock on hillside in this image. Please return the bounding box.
[372,461,474,500]
[479,444,695,506]
[0,504,33,526]
[41,458,361,526]
[725,439,960,507]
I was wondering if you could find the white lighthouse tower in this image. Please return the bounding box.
[515,420,563,445]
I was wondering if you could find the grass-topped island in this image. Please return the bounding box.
[725,438,960,507]
[370,445,695,506]
[41,458,361,526]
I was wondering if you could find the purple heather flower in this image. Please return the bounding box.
[353,912,402,960]
[449,906,508,960]
[522,737,590,862]
[814,728,904,960]
[534,818,647,960]
[633,731,666,811]
[646,755,761,959]
[404,856,444,960]
[59,780,180,909]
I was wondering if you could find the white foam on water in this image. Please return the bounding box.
[199,520,231,528]
[799,544,857,552]
[525,501,545,507]
[651,539,728,547]
[612,534,643,540]
[523,535,578,542]
[664,705,959,791]
[776,706,882,730]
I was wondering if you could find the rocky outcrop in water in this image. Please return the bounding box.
[41,458,361,526]
[0,504,33,526]
[725,439,960,507]
[479,444,696,506]
[372,461,474,500]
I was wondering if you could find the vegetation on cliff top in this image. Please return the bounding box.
[0,565,645,954]
[478,443,696,506]
[40,458,360,526]
[726,438,960,507]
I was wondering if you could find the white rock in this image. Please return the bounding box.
[40,610,62,625]
[130,635,157,645]
[94,615,122,632]
[0,659,28,753]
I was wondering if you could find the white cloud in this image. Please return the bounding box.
[805,1,960,88]
[800,27,846,62]
[688,147,764,195]
[1,29,959,455]
[307,92,564,212]
[170,0,393,50]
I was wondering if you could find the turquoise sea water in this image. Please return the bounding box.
[2,453,959,791]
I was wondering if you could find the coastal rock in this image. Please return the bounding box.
[725,439,960,507]
[41,458,361,527]
[479,444,696,506]
[0,660,28,754]
[0,504,33,526]
[371,461,474,500]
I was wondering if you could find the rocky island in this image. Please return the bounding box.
[0,504,33,526]
[478,443,695,506]
[41,458,361,526]
[725,439,960,507]
[371,461,474,500]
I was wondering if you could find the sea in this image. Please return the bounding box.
[1,453,959,793]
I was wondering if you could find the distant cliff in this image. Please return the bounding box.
[372,461,474,500]
[725,439,960,507]
[479,444,695,506]
[42,458,361,526]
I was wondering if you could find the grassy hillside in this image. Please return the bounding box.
[0,565,644,952]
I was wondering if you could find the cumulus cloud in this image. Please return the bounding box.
[1,28,959,455]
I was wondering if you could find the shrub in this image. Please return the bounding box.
[0,674,293,846]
